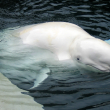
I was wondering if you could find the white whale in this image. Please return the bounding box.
[12,22,110,88]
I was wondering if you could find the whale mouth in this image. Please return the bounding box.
[86,64,110,73]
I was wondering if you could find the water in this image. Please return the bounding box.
[0,0,110,110]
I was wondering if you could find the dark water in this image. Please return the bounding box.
[0,0,110,110]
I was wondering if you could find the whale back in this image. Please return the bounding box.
[15,22,93,60]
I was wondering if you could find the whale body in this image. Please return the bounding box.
[15,22,94,61]
[11,22,110,88]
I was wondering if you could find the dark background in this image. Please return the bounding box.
[0,0,110,40]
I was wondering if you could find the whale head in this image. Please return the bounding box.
[70,38,110,73]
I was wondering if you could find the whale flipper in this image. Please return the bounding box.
[30,68,50,89]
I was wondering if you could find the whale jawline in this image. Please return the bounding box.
[86,64,110,73]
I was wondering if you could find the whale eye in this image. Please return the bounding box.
[77,57,80,61]
[76,56,81,62]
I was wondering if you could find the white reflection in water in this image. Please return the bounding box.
[0,29,78,90]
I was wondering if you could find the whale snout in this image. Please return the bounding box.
[103,65,110,73]
[104,69,110,73]
[85,63,110,73]
[95,65,110,73]
[99,59,110,73]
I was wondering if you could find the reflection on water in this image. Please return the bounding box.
[0,0,110,110]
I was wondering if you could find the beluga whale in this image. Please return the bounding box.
[11,22,110,88]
